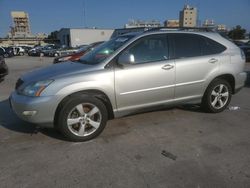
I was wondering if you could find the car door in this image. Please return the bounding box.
[169,33,226,100]
[114,34,175,111]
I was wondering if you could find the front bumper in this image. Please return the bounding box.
[10,92,60,128]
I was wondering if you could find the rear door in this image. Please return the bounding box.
[169,33,226,100]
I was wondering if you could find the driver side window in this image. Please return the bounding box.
[122,34,169,64]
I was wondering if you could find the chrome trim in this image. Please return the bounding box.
[175,80,205,87]
[120,85,175,95]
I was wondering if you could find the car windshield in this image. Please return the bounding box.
[76,45,90,53]
[78,35,135,65]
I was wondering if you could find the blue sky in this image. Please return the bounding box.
[0,0,249,37]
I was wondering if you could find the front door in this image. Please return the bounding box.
[114,34,175,111]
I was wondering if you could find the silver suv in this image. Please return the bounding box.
[10,29,247,141]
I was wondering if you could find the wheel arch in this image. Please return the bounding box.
[54,89,114,127]
[206,74,235,94]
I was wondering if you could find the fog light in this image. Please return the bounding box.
[22,111,37,116]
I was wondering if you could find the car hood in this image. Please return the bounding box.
[21,61,98,83]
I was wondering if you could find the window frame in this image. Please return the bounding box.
[115,33,170,66]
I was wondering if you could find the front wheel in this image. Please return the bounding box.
[57,94,108,142]
[202,79,232,113]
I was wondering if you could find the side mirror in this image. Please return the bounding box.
[118,52,135,65]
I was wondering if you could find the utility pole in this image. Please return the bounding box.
[83,0,86,28]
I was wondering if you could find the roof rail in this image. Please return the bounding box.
[144,27,216,33]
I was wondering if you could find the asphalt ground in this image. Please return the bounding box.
[0,56,250,188]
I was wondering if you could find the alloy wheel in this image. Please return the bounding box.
[210,84,229,109]
[67,103,102,137]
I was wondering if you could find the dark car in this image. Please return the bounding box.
[0,47,15,58]
[40,45,61,56]
[0,56,8,80]
[53,41,104,64]
[4,47,15,57]
[28,46,44,56]
[234,41,250,62]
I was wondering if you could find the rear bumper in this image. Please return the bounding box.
[234,72,247,93]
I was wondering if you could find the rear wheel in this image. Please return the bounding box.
[202,79,232,113]
[57,94,108,142]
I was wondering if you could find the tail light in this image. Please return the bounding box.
[240,49,246,61]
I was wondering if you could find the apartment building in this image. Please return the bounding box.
[179,5,197,27]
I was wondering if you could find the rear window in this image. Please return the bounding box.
[170,33,226,59]
[200,36,226,56]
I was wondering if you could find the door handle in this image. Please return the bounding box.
[208,58,218,64]
[162,64,174,70]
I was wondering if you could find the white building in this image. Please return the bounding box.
[217,24,227,31]
[57,28,114,47]
[125,20,161,28]
[203,19,215,27]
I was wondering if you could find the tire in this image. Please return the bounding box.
[202,79,232,113]
[56,94,108,142]
[19,52,24,56]
[54,53,59,57]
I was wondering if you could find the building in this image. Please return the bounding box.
[217,24,227,31]
[125,20,161,28]
[164,20,180,27]
[179,5,198,27]
[203,19,215,27]
[11,11,31,38]
[57,28,114,47]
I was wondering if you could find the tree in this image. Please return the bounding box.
[228,25,246,40]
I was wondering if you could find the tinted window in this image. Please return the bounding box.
[171,34,202,58]
[170,33,226,59]
[122,34,168,64]
[200,36,226,55]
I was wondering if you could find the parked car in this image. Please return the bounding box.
[234,40,250,62]
[28,46,43,56]
[20,46,32,53]
[0,56,8,79]
[0,47,9,57]
[12,46,26,56]
[40,44,61,56]
[48,47,79,57]
[3,47,15,57]
[10,29,247,142]
[53,41,104,64]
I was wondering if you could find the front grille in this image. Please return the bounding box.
[15,78,24,90]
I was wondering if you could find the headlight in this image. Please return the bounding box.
[19,80,53,97]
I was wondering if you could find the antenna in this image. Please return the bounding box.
[83,0,86,28]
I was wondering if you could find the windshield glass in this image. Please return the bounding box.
[76,45,90,53]
[78,35,135,64]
